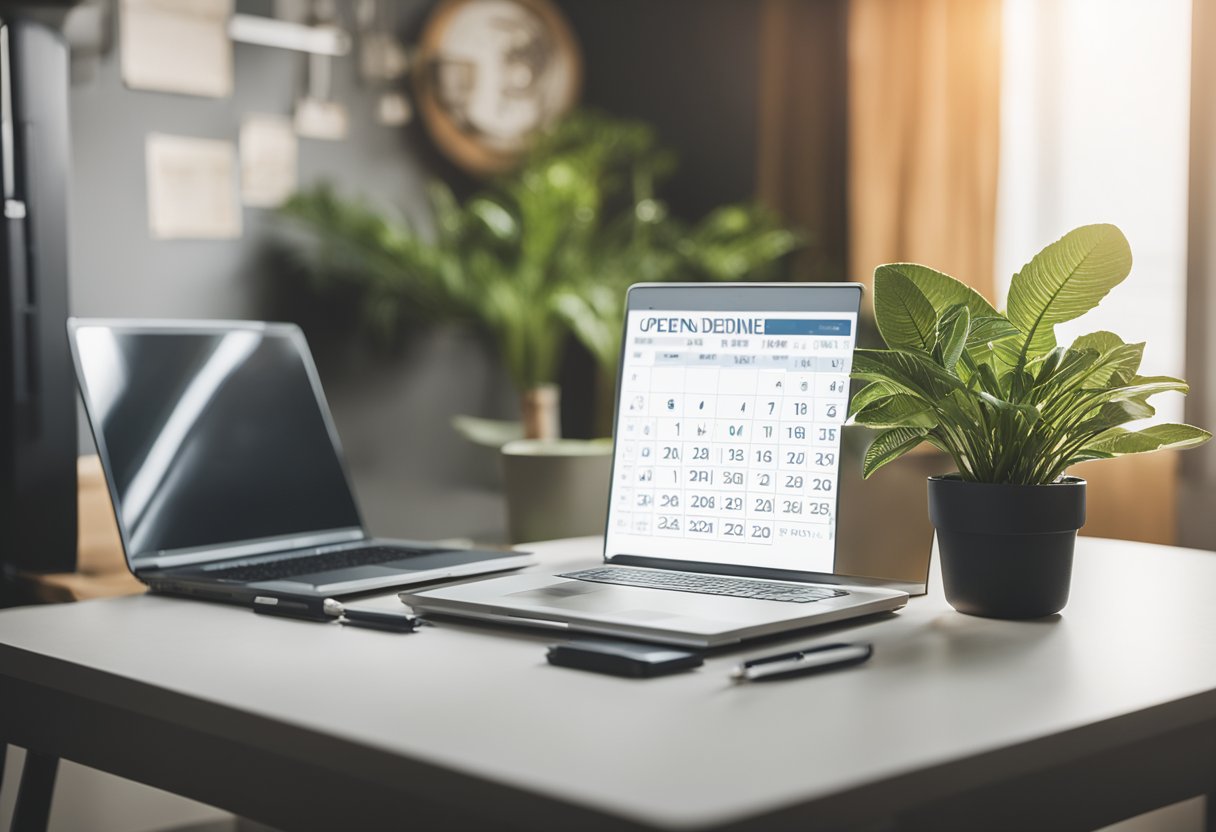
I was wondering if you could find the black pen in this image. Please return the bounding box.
[339,606,420,633]
[251,593,341,622]
[252,595,419,632]
[730,642,873,682]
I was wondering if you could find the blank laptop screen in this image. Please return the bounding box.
[605,286,860,575]
[73,325,362,559]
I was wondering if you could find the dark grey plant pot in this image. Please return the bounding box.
[927,475,1086,619]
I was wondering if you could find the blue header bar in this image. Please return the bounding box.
[763,319,852,336]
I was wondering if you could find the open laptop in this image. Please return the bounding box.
[401,283,920,648]
[69,319,535,604]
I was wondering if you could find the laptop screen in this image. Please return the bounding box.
[605,285,860,576]
[72,323,363,562]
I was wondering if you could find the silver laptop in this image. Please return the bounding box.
[69,319,535,604]
[401,283,916,648]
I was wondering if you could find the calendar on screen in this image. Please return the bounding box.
[605,309,857,575]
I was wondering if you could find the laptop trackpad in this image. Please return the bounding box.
[510,581,628,612]
[279,565,401,587]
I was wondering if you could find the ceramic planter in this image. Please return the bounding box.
[927,476,1086,619]
[501,439,612,544]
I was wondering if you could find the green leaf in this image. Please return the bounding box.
[936,304,970,371]
[1073,398,1156,436]
[863,427,930,478]
[1033,347,1065,386]
[977,391,1041,426]
[847,381,905,418]
[875,263,998,318]
[975,361,1004,396]
[1065,450,1116,465]
[852,394,939,429]
[1067,331,1144,387]
[1086,424,1212,456]
[467,196,519,243]
[428,181,465,243]
[553,288,621,370]
[1033,348,1100,398]
[1070,330,1123,355]
[852,349,969,400]
[966,315,1021,348]
[1089,343,1146,386]
[873,267,938,351]
[1105,375,1189,401]
[1001,367,1036,400]
[1005,224,1133,365]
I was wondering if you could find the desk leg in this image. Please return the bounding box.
[11,751,57,832]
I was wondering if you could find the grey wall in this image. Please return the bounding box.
[70,3,437,319]
[68,0,516,541]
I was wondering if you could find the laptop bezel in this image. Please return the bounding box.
[68,318,370,575]
[601,282,929,596]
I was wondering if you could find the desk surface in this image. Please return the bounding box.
[2,536,1216,831]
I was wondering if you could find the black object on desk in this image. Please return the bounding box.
[731,642,872,682]
[252,594,419,632]
[547,639,703,678]
[340,606,420,633]
[252,594,339,622]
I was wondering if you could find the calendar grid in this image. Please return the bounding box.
[608,311,856,574]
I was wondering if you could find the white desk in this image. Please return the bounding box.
[2,537,1216,831]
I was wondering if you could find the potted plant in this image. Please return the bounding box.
[851,224,1210,619]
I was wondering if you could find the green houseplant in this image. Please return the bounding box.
[279,111,802,441]
[851,223,1210,618]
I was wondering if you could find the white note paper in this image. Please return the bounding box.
[120,0,233,98]
[240,115,298,208]
[146,133,242,240]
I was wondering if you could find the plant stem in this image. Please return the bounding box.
[520,385,562,440]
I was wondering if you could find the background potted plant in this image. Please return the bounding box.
[277,110,804,541]
[851,223,1211,619]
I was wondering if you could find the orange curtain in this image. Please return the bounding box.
[847,0,1002,303]
[757,0,851,281]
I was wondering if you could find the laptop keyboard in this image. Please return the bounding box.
[559,566,848,604]
[203,545,442,582]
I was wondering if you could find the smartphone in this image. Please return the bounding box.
[546,639,703,678]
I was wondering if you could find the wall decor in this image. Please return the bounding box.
[120,0,233,98]
[240,115,298,207]
[146,133,241,239]
[413,0,581,175]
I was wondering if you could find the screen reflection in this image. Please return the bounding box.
[75,326,362,558]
